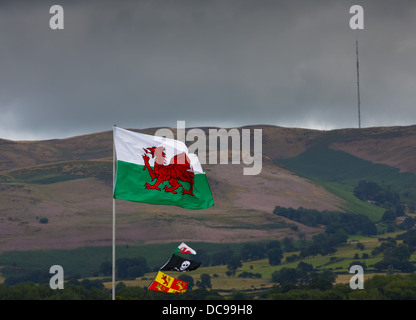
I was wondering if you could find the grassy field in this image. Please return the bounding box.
[279,146,416,190]
[100,230,411,293]
[1,230,415,295]
[319,182,384,221]
[278,146,416,195]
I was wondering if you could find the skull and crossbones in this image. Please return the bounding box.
[175,260,191,271]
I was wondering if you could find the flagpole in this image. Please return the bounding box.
[112,124,116,300]
[159,253,174,271]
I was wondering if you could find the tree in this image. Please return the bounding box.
[384,277,416,300]
[241,243,266,261]
[391,244,411,261]
[274,205,377,235]
[308,278,333,291]
[80,279,104,290]
[267,247,283,266]
[403,230,416,249]
[211,248,233,266]
[386,265,395,275]
[196,274,212,290]
[266,240,281,251]
[356,242,365,251]
[401,217,415,230]
[116,257,149,279]
[226,256,242,276]
[379,244,414,273]
[382,210,396,221]
[282,237,296,252]
[271,267,298,284]
[296,262,314,284]
[230,290,249,300]
[353,180,402,212]
[98,261,112,276]
[319,269,336,283]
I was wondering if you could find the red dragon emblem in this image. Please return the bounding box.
[180,247,192,254]
[142,146,195,196]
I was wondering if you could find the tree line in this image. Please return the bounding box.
[371,229,416,273]
[353,180,404,214]
[273,206,377,235]
[260,273,416,300]
[3,273,416,300]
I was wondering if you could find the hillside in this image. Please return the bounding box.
[0,124,415,253]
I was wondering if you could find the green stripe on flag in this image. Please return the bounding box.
[113,160,214,209]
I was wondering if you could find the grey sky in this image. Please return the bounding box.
[1,0,416,140]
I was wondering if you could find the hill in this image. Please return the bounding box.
[0,124,415,253]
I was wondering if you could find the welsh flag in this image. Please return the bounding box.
[113,127,214,210]
[173,242,197,255]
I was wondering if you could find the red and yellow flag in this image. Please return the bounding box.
[148,270,188,293]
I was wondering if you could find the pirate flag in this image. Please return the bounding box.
[160,254,201,272]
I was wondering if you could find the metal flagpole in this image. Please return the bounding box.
[112,124,116,300]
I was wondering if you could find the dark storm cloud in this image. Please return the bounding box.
[1,0,416,140]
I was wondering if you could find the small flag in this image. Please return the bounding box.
[113,127,214,210]
[148,270,188,293]
[173,242,197,255]
[160,254,201,272]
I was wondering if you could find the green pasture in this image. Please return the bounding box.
[278,147,416,194]
[320,182,384,221]
[1,230,414,293]
[277,146,416,221]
